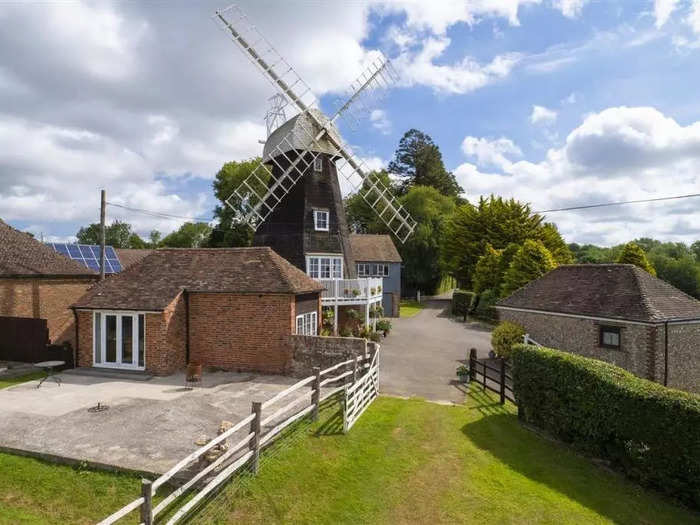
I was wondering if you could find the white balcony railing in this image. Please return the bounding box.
[317,278,383,304]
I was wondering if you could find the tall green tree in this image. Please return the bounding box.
[648,254,700,298]
[344,170,395,234]
[208,158,266,247]
[501,240,557,297]
[441,196,566,287]
[161,222,212,248]
[76,220,145,248]
[691,241,700,261]
[388,129,462,197]
[472,244,502,294]
[617,242,656,276]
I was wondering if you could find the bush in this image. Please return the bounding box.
[491,321,526,358]
[376,319,392,333]
[369,331,382,343]
[512,345,700,508]
[452,290,475,317]
[473,289,498,321]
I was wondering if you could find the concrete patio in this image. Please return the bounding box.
[0,369,307,475]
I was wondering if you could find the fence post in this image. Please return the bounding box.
[352,355,358,383]
[482,361,487,392]
[250,401,262,474]
[468,348,477,382]
[499,358,506,405]
[342,385,349,434]
[140,479,153,525]
[312,367,321,421]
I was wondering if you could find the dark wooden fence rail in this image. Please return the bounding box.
[468,348,515,405]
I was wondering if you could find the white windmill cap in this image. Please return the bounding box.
[263,108,342,162]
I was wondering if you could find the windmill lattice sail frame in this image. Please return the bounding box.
[215,4,416,243]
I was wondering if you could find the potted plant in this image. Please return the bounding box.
[456,365,470,383]
[352,288,361,297]
[376,319,392,337]
[370,287,377,296]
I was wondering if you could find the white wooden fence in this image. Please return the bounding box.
[98,348,379,525]
[343,348,379,433]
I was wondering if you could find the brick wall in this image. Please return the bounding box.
[0,277,95,346]
[288,334,376,377]
[499,309,652,380]
[667,323,700,393]
[188,292,300,374]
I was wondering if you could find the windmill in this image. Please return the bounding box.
[214,5,416,278]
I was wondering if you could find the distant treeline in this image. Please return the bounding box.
[569,239,700,298]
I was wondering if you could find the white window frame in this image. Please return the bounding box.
[356,262,389,277]
[314,209,329,231]
[313,156,323,172]
[306,254,342,279]
[93,310,146,370]
[296,311,318,335]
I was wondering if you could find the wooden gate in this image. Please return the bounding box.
[0,316,49,362]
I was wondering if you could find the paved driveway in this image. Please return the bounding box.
[380,299,493,403]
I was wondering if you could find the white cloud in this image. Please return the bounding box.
[370,109,392,134]
[395,36,521,94]
[654,0,680,28]
[461,136,523,170]
[530,105,558,124]
[552,0,589,18]
[688,0,700,34]
[455,107,700,245]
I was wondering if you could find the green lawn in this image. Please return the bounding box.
[399,300,425,318]
[0,393,696,524]
[0,371,45,390]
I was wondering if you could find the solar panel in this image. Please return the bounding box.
[45,243,124,274]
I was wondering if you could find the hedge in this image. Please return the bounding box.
[511,344,700,509]
[452,290,475,317]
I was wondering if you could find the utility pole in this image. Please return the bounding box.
[99,189,106,281]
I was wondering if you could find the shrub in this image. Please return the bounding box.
[452,290,475,317]
[369,331,382,343]
[617,242,656,276]
[473,244,502,294]
[501,239,556,298]
[473,289,498,321]
[512,345,700,508]
[339,328,352,337]
[491,321,526,358]
[376,319,392,333]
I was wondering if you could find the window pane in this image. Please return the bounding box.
[333,258,342,278]
[297,316,304,334]
[105,315,117,363]
[94,312,102,364]
[383,265,389,276]
[320,258,331,278]
[122,315,133,364]
[138,314,144,367]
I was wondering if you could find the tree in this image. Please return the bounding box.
[691,241,700,261]
[128,233,148,249]
[536,223,573,264]
[441,196,563,287]
[472,244,501,294]
[396,186,456,295]
[208,158,265,247]
[648,254,700,298]
[149,230,162,248]
[344,170,395,234]
[501,240,557,297]
[617,242,656,276]
[388,129,463,197]
[161,222,212,248]
[76,220,145,248]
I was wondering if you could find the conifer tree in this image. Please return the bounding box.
[501,240,557,297]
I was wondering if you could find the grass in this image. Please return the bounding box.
[0,393,696,524]
[0,371,45,390]
[399,300,425,318]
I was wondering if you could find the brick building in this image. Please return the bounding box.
[0,219,98,348]
[72,247,322,376]
[497,264,700,393]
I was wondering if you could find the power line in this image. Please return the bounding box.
[534,193,700,213]
[106,202,215,223]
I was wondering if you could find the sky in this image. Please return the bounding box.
[2,0,700,246]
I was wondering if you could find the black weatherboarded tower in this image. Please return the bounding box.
[253,109,357,279]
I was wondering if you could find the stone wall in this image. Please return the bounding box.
[499,309,653,380]
[288,334,376,377]
[0,277,96,346]
[667,322,700,393]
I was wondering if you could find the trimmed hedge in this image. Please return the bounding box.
[491,321,525,358]
[512,344,700,509]
[452,290,475,317]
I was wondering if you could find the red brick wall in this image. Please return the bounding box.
[0,277,96,346]
[76,310,93,368]
[189,293,301,374]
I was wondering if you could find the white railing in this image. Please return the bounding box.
[343,348,379,432]
[523,333,543,348]
[99,349,379,525]
[318,277,383,304]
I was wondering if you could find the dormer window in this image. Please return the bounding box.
[314,209,329,231]
[313,156,323,172]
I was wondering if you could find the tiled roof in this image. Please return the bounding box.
[350,234,402,263]
[115,249,154,270]
[73,247,324,311]
[497,264,700,323]
[0,219,97,278]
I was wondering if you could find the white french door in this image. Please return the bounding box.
[94,311,145,370]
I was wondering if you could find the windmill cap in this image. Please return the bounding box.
[263,108,343,161]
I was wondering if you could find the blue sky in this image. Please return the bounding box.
[2,0,700,246]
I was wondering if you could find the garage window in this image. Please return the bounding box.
[599,325,621,349]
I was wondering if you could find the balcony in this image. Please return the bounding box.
[317,278,383,306]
